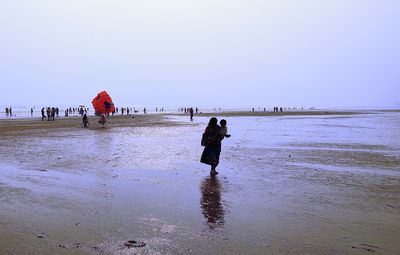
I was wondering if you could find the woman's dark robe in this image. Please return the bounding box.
[200,125,221,166]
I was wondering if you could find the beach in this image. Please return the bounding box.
[0,111,399,255]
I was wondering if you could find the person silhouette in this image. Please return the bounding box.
[200,176,225,228]
[190,107,194,121]
[41,107,45,121]
[82,114,89,128]
[200,117,222,175]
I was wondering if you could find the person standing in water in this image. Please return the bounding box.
[190,107,194,121]
[201,117,222,175]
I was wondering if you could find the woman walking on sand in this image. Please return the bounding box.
[201,117,222,175]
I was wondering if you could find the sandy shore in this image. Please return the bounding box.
[1,112,399,254]
[0,114,181,132]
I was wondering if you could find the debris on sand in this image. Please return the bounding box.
[124,240,146,248]
[351,243,382,253]
[386,204,396,209]
[36,232,49,238]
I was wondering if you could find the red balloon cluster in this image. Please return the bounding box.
[92,91,115,115]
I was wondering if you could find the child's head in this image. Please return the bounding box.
[220,119,227,127]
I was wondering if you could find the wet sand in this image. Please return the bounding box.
[1,112,399,254]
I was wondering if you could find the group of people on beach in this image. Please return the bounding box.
[200,118,231,175]
[4,107,12,116]
[64,107,88,117]
[179,107,200,121]
[112,107,132,115]
[38,106,89,119]
[41,107,59,121]
[180,107,199,114]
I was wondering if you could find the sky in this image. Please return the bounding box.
[0,0,399,109]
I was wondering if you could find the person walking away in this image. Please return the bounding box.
[200,117,222,175]
[82,114,89,128]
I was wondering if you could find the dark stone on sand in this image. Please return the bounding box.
[352,243,382,253]
[37,235,44,238]
[124,240,146,248]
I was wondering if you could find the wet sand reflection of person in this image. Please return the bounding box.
[200,176,225,228]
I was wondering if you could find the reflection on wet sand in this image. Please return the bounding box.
[200,176,225,228]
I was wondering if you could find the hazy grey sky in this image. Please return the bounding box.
[0,1,399,108]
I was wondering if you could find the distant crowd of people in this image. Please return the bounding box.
[179,107,199,114]
[251,106,309,112]
[3,106,317,120]
[63,107,88,117]
[109,107,165,116]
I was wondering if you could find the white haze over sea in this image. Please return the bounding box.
[0,1,399,108]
